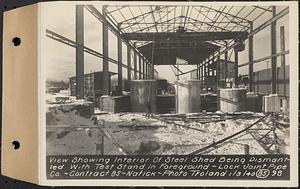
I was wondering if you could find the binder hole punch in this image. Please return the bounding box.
[12,140,20,150]
[12,37,21,46]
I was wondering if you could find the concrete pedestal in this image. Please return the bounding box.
[176,80,201,113]
[263,94,281,112]
[218,88,246,113]
[130,80,157,112]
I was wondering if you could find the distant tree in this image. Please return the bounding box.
[46,79,69,90]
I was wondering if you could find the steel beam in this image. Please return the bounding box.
[143,58,146,79]
[249,23,254,92]
[271,6,277,94]
[139,55,142,79]
[224,42,228,82]
[117,33,123,95]
[122,31,248,41]
[234,48,239,87]
[75,5,85,99]
[216,54,220,89]
[103,5,109,95]
[84,5,158,74]
[249,7,288,37]
[134,51,137,79]
[238,50,289,68]
[127,45,131,82]
[151,63,155,79]
[46,29,130,69]
[280,26,286,96]
[145,61,148,79]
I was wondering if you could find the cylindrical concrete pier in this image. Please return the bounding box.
[218,88,246,113]
[130,80,157,112]
[176,80,201,113]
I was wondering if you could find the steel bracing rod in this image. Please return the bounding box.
[169,65,177,76]
[229,7,257,31]
[150,6,159,32]
[47,29,146,76]
[207,5,226,32]
[133,7,177,33]
[122,7,176,32]
[201,5,251,22]
[118,6,168,25]
[173,6,177,32]
[253,6,272,13]
[189,113,270,155]
[158,5,163,31]
[193,7,230,32]
[191,6,202,31]
[197,7,288,73]
[106,6,128,14]
[238,50,289,68]
[251,6,272,22]
[117,8,139,33]
[213,6,250,31]
[175,40,236,76]
[172,65,184,74]
[128,7,144,32]
[249,7,288,37]
[222,6,246,31]
[231,7,257,31]
[139,6,150,30]
[196,6,211,31]
[183,6,190,28]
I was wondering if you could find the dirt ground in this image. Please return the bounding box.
[46,106,290,155]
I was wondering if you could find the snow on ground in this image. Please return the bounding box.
[47,108,289,155]
[46,92,289,156]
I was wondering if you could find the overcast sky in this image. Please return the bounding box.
[42,2,289,83]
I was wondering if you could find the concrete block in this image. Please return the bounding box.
[263,94,281,112]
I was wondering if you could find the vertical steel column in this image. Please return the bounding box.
[200,65,203,81]
[204,61,208,91]
[224,42,228,83]
[249,22,254,92]
[271,6,277,94]
[198,65,200,80]
[102,5,109,95]
[139,55,142,79]
[75,5,84,99]
[142,58,146,79]
[280,26,286,96]
[151,63,155,79]
[216,54,220,89]
[145,61,149,79]
[234,46,239,87]
[127,45,131,82]
[133,51,137,79]
[117,32,122,95]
